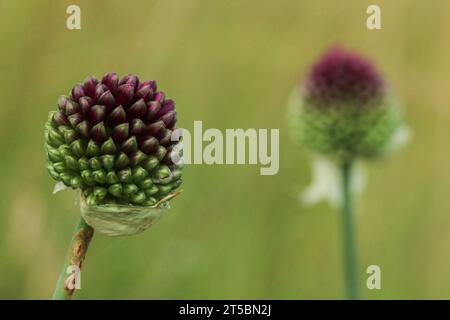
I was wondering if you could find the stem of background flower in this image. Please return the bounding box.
[52,217,94,300]
[340,160,359,300]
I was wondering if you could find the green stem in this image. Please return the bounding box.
[340,160,359,300]
[52,217,94,300]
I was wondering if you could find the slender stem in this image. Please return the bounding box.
[52,217,94,300]
[340,160,359,300]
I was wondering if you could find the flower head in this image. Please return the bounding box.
[45,73,183,206]
[290,46,403,161]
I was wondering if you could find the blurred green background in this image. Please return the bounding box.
[0,0,449,299]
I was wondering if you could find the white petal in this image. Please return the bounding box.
[384,125,411,154]
[53,182,68,194]
[301,157,366,208]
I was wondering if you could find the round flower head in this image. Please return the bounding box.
[45,73,183,207]
[290,46,403,161]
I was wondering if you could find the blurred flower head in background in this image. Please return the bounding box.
[288,45,410,206]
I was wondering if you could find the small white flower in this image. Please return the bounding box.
[301,156,366,208]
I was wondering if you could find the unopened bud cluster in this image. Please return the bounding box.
[45,73,183,206]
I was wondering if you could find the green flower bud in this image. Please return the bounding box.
[123,183,138,196]
[92,169,106,184]
[108,183,123,197]
[101,155,115,171]
[132,166,148,183]
[106,171,119,185]
[89,157,102,170]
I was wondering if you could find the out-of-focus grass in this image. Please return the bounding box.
[0,0,450,299]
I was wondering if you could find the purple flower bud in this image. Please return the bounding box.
[65,101,81,115]
[159,110,176,126]
[57,95,69,111]
[102,72,119,93]
[83,76,99,98]
[97,90,116,109]
[116,84,134,107]
[127,99,146,119]
[89,105,106,124]
[135,85,153,101]
[156,99,175,118]
[139,80,157,92]
[76,120,91,139]
[143,120,165,136]
[108,106,127,127]
[79,96,94,114]
[68,113,83,128]
[152,91,165,104]
[158,129,172,146]
[120,136,138,154]
[130,150,147,167]
[140,136,159,154]
[119,74,139,90]
[95,83,108,100]
[130,118,146,136]
[115,152,130,169]
[154,145,167,161]
[53,111,68,126]
[112,123,129,143]
[71,84,86,102]
[90,122,108,142]
[145,101,162,123]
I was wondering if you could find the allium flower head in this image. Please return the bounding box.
[45,73,183,207]
[290,46,403,161]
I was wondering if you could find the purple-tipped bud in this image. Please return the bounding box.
[121,136,138,154]
[145,101,162,122]
[158,129,172,146]
[115,152,130,169]
[152,91,165,104]
[76,120,91,139]
[108,106,127,127]
[68,113,83,128]
[119,74,139,90]
[83,76,99,98]
[79,96,94,114]
[95,83,108,100]
[58,95,69,111]
[112,123,129,142]
[143,120,165,136]
[140,136,159,154]
[130,150,147,167]
[304,46,385,107]
[139,80,157,92]
[130,118,146,136]
[53,111,68,126]
[97,90,116,109]
[90,121,108,142]
[89,105,107,124]
[127,99,146,119]
[102,72,119,92]
[156,99,175,118]
[116,84,134,107]
[71,84,86,102]
[159,110,177,126]
[65,101,81,115]
[135,84,153,101]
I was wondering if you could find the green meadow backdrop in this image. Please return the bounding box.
[0,0,449,299]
